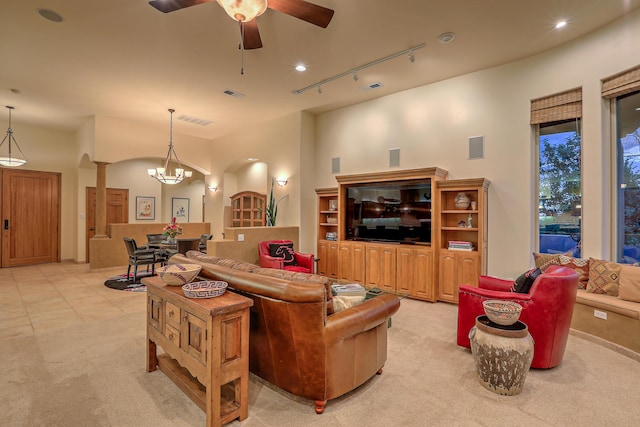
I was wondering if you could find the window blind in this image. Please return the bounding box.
[530,88,582,125]
[602,65,640,99]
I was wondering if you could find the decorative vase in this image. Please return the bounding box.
[167,236,177,245]
[454,192,470,209]
[469,316,534,396]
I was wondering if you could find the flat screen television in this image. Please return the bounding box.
[345,180,432,245]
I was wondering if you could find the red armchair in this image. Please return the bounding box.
[258,240,315,273]
[457,265,579,369]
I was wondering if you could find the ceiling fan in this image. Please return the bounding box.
[149,0,335,50]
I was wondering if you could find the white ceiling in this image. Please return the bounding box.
[2,0,639,140]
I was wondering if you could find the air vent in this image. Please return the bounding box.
[223,89,245,98]
[361,82,383,91]
[176,114,213,126]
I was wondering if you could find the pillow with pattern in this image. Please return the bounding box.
[268,243,297,266]
[512,268,541,293]
[557,255,589,290]
[586,258,621,296]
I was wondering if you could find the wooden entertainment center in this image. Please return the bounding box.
[316,168,489,303]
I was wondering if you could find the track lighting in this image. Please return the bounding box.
[293,43,425,95]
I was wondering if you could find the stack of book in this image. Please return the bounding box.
[448,240,474,251]
[331,283,367,297]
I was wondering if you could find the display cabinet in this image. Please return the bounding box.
[230,191,266,227]
[436,178,490,303]
[316,188,339,278]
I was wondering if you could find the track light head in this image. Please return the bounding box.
[317,85,322,94]
[352,71,358,82]
[408,51,415,63]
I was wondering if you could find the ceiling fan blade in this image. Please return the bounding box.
[267,0,335,28]
[241,20,263,49]
[148,0,214,13]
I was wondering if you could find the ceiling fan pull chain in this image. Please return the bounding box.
[240,22,245,75]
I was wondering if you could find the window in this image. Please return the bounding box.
[531,88,582,257]
[615,90,640,263]
[537,119,582,257]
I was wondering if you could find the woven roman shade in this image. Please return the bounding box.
[602,65,640,99]
[530,88,582,125]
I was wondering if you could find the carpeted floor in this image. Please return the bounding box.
[1,294,638,426]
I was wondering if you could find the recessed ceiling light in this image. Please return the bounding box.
[247,157,258,161]
[555,20,567,29]
[295,64,307,72]
[37,8,63,23]
[438,32,456,44]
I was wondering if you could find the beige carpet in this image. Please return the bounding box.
[1,297,639,426]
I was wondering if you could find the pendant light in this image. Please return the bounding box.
[147,108,192,185]
[0,106,27,167]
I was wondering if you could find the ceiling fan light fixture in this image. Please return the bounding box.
[216,0,267,22]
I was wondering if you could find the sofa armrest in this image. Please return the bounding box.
[325,294,400,343]
[259,255,284,269]
[478,275,514,292]
[294,252,314,270]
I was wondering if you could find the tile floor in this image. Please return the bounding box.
[0,262,146,339]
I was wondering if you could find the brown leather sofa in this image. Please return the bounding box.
[169,251,401,414]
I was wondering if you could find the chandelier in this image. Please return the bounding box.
[0,106,27,167]
[148,108,192,185]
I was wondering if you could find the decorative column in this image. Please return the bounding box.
[94,161,108,237]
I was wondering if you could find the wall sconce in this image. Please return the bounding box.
[208,185,218,192]
[275,177,288,187]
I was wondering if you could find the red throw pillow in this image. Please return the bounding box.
[268,243,297,266]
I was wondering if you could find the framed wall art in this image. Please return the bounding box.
[172,197,190,222]
[136,196,155,220]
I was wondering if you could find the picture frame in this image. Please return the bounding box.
[136,196,155,220]
[172,197,190,222]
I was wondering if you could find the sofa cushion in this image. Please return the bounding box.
[576,289,640,320]
[511,268,541,293]
[587,258,621,296]
[618,264,640,303]
[269,243,297,266]
[557,255,590,290]
[533,252,589,289]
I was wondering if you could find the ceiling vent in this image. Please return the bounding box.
[223,89,245,98]
[361,82,383,91]
[176,114,212,126]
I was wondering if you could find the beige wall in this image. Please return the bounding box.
[2,11,638,271]
[314,9,640,279]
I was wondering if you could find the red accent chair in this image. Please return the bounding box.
[457,265,579,369]
[258,240,314,273]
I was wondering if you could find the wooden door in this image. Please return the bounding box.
[86,187,129,261]
[1,168,61,267]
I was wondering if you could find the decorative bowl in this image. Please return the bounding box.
[483,300,523,326]
[158,264,202,286]
[182,281,227,299]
